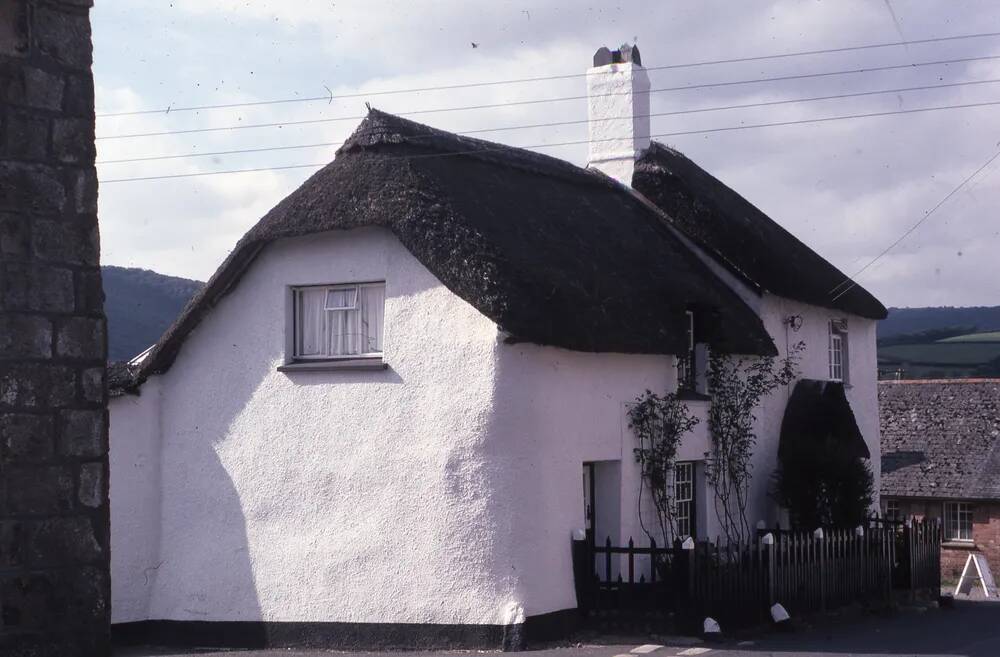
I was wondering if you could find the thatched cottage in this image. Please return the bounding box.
[108,46,886,650]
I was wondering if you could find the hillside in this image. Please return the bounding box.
[102,266,203,361]
[879,306,1000,340]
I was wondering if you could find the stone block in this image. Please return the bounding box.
[0,363,76,409]
[0,573,55,631]
[0,521,23,568]
[33,6,93,70]
[62,73,94,117]
[0,213,30,258]
[3,111,50,161]
[81,367,103,403]
[0,162,66,215]
[52,117,95,164]
[77,462,102,508]
[32,217,99,265]
[0,263,75,312]
[4,466,74,514]
[72,167,97,214]
[0,2,29,57]
[0,315,52,359]
[26,516,102,566]
[58,409,105,457]
[73,267,104,314]
[56,316,104,359]
[0,413,54,462]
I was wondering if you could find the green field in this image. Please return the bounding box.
[878,342,1000,365]
[937,331,1000,343]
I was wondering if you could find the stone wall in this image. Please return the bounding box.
[0,1,108,655]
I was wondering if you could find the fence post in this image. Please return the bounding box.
[814,528,826,613]
[761,532,775,607]
[570,529,591,614]
[682,537,696,612]
[905,519,916,601]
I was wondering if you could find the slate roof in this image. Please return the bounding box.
[780,379,870,460]
[121,110,778,392]
[880,379,1000,500]
[633,143,887,320]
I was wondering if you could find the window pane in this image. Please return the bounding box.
[945,502,974,540]
[295,288,327,356]
[675,462,694,539]
[325,287,357,310]
[327,306,359,355]
[359,284,385,353]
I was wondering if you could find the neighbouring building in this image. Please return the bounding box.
[0,1,109,655]
[108,45,885,650]
[880,379,1000,583]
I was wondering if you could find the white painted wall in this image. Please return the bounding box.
[111,227,517,625]
[109,377,162,623]
[586,61,650,186]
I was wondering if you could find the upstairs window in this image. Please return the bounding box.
[678,311,696,390]
[829,318,849,383]
[293,282,385,359]
[678,311,709,395]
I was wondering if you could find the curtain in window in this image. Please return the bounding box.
[358,284,384,353]
[296,288,327,356]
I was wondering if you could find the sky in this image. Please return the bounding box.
[92,0,1000,308]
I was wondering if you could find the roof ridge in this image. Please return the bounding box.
[340,108,613,189]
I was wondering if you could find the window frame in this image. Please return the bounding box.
[884,499,900,522]
[829,319,849,383]
[674,461,696,540]
[944,501,974,542]
[678,311,696,391]
[291,281,386,361]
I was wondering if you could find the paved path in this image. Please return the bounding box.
[116,600,1000,657]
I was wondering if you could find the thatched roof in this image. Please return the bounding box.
[633,143,887,320]
[122,110,776,392]
[880,379,1000,501]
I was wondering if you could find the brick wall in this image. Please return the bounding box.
[889,498,1000,585]
[0,1,108,655]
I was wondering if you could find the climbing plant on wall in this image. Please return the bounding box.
[705,343,802,544]
[628,390,700,545]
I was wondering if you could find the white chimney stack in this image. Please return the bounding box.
[586,44,650,187]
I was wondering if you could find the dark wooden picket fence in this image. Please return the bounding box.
[572,517,941,630]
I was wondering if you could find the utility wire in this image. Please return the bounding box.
[829,146,1000,302]
[95,30,1000,118]
[94,54,1000,141]
[97,77,1000,164]
[99,97,1000,183]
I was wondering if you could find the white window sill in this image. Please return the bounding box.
[942,540,976,549]
[277,357,387,372]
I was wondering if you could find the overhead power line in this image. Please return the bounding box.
[95,54,1000,141]
[99,97,1000,183]
[95,30,1000,118]
[829,146,1000,302]
[96,77,1000,165]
